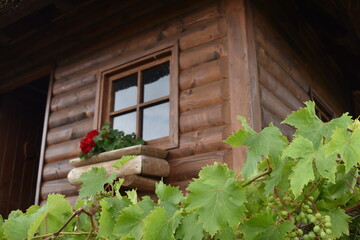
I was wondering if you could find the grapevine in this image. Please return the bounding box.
[0,101,359,240]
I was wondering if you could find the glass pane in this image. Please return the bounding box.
[142,102,169,141]
[142,61,170,102]
[113,111,136,135]
[113,73,138,111]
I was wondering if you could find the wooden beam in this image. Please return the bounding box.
[225,0,261,171]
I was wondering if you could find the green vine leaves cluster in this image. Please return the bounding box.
[0,101,359,240]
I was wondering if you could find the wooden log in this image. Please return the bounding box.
[261,107,295,139]
[69,145,168,167]
[260,85,293,121]
[179,101,230,134]
[43,160,74,181]
[179,18,226,51]
[41,178,78,200]
[182,2,219,27]
[179,57,227,91]
[168,126,230,160]
[45,138,81,164]
[47,118,93,146]
[259,65,304,111]
[179,79,229,113]
[51,83,96,112]
[48,100,95,128]
[67,155,169,185]
[179,38,227,70]
[254,19,311,90]
[53,74,97,96]
[256,46,309,103]
[122,175,158,192]
[167,150,230,183]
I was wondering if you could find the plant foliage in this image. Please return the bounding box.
[0,101,359,239]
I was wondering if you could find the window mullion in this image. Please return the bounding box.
[136,71,142,139]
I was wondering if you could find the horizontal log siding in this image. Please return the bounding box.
[40,0,233,201]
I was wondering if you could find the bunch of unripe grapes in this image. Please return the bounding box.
[268,194,333,239]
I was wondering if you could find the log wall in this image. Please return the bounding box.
[40,0,234,202]
[253,6,350,138]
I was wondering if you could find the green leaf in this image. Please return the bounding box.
[143,207,182,240]
[156,182,184,205]
[98,197,130,238]
[114,197,155,240]
[78,167,117,198]
[325,128,360,172]
[242,212,295,240]
[282,101,352,149]
[186,163,246,236]
[197,162,237,186]
[224,116,256,147]
[242,125,288,179]
[126,189,138,205]
[264,160,294,195]
[319,208,350,238]
[3,212,31,240]
[113,155,136,169]
[176,214,204,240]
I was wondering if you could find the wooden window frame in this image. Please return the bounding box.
[97,42,179,150]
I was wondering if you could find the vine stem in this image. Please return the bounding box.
[241,168,272,187]
[31,231,94,239]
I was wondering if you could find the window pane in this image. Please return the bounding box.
[142,61,169,102]
[113,111,136,135]
[113,73,137,111]
[142,102,169,141]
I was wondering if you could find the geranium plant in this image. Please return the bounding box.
[79,122,144,159]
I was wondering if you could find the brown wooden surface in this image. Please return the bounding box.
[43,160,74,182]
[41,178,78,200]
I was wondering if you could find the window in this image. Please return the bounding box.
[98,44,178,149]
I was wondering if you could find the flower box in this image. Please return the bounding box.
[67,145,169,192]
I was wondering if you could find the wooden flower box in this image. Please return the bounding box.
[67,145,169,192]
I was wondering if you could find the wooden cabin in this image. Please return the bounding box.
[0,0,359,216]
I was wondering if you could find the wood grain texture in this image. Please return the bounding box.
[45,138,81,163]
[179,57,228,91]
[180,38,227,70]
[47,118,93,146]
[179,79,229,113]
[52,74,97,95]
[42,160,74,181]
[180,101,230,134]
[41,178,78,200]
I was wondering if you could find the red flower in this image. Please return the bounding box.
[80,130,99,154]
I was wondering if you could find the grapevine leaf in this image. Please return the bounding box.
[214,226,237,240]
[176,214,204,240]
[186,163,246,236]
[98,197,130,238]
[242,125,288,179]
[319,208,350,238]
[224,116,256,146]
[114,196,155,240]
[325,128,360,172]
[156,182,184,205]
[289,157,314,197]
[315,153,338,183]
[197,162,236,186]
[126,189,138,205]
[78,167,117,198]
[264,160,294,195]
[26,205,40,215]
[242,212,295,240]
[143,207,182,240]
[3,212,31,240]
[282,101,352,149]
[113,155,136,169]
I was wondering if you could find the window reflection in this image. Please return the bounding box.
[142,102,169,140]
[113,73,138,111]
[113,111,136,135]
[142,61,169,102]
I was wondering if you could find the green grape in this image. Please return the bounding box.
[281,211,288,216]
[307,214,313,220]
[313,225,320,233]
[320,231,327,238]
[325,229,332,235]
[297,229,303,236]
[293,237,299,240]
[315,212,321,219]
[275,198,281,204]
[295,215,301,222]
[268,203,274,208]
[324,216,331,222]
[324,222,332,228]
[308,196,314,201]
[306,200,312,205]
[290,231,297,237]
[300,212,306,218]
[303,234,310,240]
[311,217,317,223]
[284,196,291,202]
[307,209,313,214]
[269,196,274,202]
[308,231,316,239]
[302,218,308,224]
[303,204,310,210]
